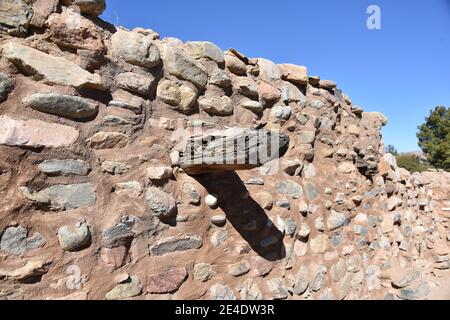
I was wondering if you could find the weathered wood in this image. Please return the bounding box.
[178,128,289,175]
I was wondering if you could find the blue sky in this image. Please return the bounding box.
[101,0,450,152]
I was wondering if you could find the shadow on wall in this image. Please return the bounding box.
[194,171,286,261]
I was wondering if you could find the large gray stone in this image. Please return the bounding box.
[146,187,177,219]
[111,29,160,69]
[0,226,46,255]
[39,159,89,176]
[57,221,91,251]
[102,216,135,248]
[0,73,14,103]
[0,0,32,35]
[2,42,104,90]
[276,180,303,199]
[20,183,96,211]
[161,44,208,89]
[22,93,98,120]
[149,234,203,256]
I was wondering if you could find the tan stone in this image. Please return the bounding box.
[2,42,104,90]
[279,64,308,85]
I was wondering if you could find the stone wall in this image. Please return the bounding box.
[0,0,448,300]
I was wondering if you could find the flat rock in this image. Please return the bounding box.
[86,131,128,149]
[22,93,98,119]
[149,234,203,256]
[20,183,96,211]
[0,259,52,281]
[105,275,142,300]
[2,42,104,90]
[39,159,89,176]
[178,128,289,175]
[279,64,308,85]
[0,116,79,148]
[146,267,188,294]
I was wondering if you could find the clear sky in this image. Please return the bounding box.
[101,0,450,152]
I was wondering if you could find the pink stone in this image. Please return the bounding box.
[100,246,128,269]
[146,267,188,294]
[0,116,79,148]
[257,80,281,105]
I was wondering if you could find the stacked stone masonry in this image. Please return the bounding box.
[0,0,449,300]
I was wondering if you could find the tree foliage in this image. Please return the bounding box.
[385,144,398,156]
[396,154,429,173]
[417,106,450,171]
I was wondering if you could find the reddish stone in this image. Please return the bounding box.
[257,80,281,105]
[100,246,128,269]
[146,267,188,294]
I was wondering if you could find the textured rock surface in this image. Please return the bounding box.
[22,93,98,120]
[0,0,32,35]
[0,116,79,148]
[57,221,91,251]
[63,0,106,16]
[0,0,448,301]
[20,183,96,211]
[2,42,104,89]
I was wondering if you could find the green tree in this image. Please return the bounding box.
[396,154,429,173]
[417,106,450,171]
[385,144,398,156]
